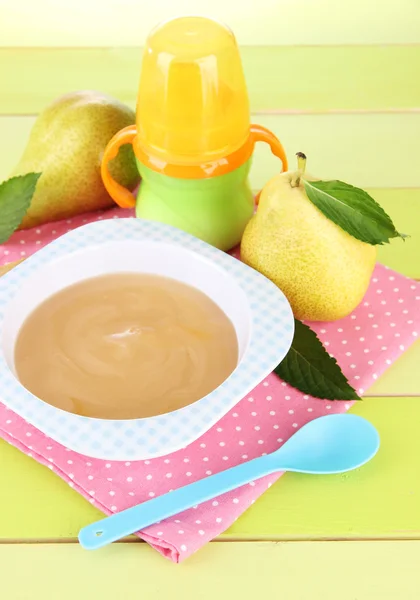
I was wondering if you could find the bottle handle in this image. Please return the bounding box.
[101,125,138,208]
[250,124,288,204]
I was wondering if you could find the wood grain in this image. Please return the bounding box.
[0,259,23,277]
[1,46,419,114]
[1,542,420,599]
[2,113,420,189]
[1,0,419,45]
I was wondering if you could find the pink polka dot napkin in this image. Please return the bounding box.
[0,208,419,562]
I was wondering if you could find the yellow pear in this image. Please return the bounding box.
[241,156,377,321]
[11,90,140,229]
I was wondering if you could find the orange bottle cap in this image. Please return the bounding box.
[136,16,250,167]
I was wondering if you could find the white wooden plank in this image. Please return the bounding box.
[0,0,419,46]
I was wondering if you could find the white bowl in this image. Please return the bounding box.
[0,219,294,460]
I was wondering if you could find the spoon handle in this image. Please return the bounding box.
[79,453,277,550]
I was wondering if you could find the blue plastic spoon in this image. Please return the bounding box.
[78,414,379,550]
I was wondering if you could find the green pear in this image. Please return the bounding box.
[241,156,377,321]
[11,90,139,229]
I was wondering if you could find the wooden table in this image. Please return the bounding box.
[1,2,419,597]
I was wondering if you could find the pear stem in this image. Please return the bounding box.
[291,152,307,187]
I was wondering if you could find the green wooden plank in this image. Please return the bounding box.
[375,189,420,280]
[369,342,420,396]
[1,542,420,599]
[2,114,420,189]
[253,114,420,190]
[0,397,419,541]
[1,0,420,46]
[1,46,419,114]
[228,396,420,539]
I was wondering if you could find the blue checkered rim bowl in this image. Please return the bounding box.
[0,219,294,460]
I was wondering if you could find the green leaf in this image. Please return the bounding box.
[0,173,41,243]
[274,318,361,401]
[303,179,406,245]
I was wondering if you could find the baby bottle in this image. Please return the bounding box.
[101,16,287,251]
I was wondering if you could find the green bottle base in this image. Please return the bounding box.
[135,160,255,251]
